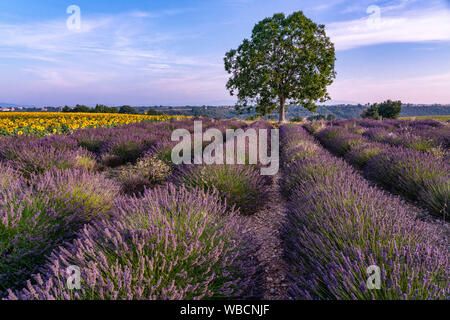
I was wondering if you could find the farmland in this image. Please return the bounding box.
[0,116,448,300]
[400,115,450,121]
[0,112,187,136]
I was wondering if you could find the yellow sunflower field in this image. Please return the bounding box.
[0,112,188,136]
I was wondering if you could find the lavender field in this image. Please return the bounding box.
[0,118,448,300]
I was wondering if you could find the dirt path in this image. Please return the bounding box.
[243,174,290,300]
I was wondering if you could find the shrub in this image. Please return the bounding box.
[172,164,270,215]
[362,128,390,142]
[8,185,262,300]
[71,127,113,155]
[119,154,171,195]
[365,148,450,218]
[100,131,158,167]
[34,169,120,219]
[303,120,326,134]
[317,127,366,156]
[0,135,96,178]
[280,125,449,300]
[0,169,120,296]
[0,164,20,188]
[345,143,385,169]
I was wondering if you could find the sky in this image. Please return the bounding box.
[0,0,449,106]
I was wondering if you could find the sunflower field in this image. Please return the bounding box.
[0,112,188,136]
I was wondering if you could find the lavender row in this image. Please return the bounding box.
[0,167,120,296]
[0,119,249,178]
[279,124,449,300]
[331,119,450,152]
[170,121,275,215]
[314,126,449,219]
[6,184,262,300]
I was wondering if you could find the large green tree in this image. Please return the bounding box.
[224,11,336,123]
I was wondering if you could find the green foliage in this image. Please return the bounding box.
[174,165,270,215]
[307,114,326,121]
[290,115,304,122]
[120,155,171,195]
[93,104,119,114]
[72,104,91,113]
[361,105,381,119]
[224,11,336,122]
[119,105,138,114]
[362,100,402,119]
[378,100,402,119]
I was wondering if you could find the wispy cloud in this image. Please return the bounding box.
[329,72,450,103]
[327,5,450,50]
[0,10,227,105]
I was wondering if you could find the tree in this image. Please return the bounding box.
[361,104,380,119]
[72,104,91,113]
[146,108,162,115]
[61,106,71,112]
[93,104,119,113]
[119,105,138,114]
[378,100,402,119]
[361,100,402,119]
[224,11,336,123]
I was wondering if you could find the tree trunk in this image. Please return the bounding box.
[279,97,286,123]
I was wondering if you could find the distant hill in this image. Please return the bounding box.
[153,104,450,120]
[0,102,20,108]
[2,103,450,120]
[0,102,36,108]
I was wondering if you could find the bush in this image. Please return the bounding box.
[365,148,450,218]
[361,100,402,119]
[8,185,262,300]
[290,116,303,122]
[280,125,449,300]
[100,131,157,167]
[0,136,97,178]
[0,169,119,295]
[316,127,366,156]
[119,154,171,195]
[34,169,120,219]
[345,143,385,169]
[172,164,270,215]
[0,164,20,188]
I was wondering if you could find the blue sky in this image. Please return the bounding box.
[0,0,449,106]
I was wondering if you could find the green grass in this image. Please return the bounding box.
[400,115,450,121]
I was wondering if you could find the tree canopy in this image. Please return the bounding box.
[361,100,402,119]
[119,105,138,114]
[224,11,336,123]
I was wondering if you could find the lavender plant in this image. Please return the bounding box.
[172,164,271,215]
[280,125,449,300]
[119,153,172,195]
[365,147,449,218]
[0,169,120,295]
[0,136,96,178]
[8,185,262,300]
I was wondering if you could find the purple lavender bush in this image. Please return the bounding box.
[0,169,120,296]
[172,164,271,215]
[8,185,262,300]
[317,127,366,156]
[119,152,172,195]
[100,130,158,167]
[280,125,449,300]
[345,142,386,169]
[365,147,449,218]
[314,125,449,218]
[0,135,96,178]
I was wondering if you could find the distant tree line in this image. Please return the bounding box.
[61,104,162,115]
